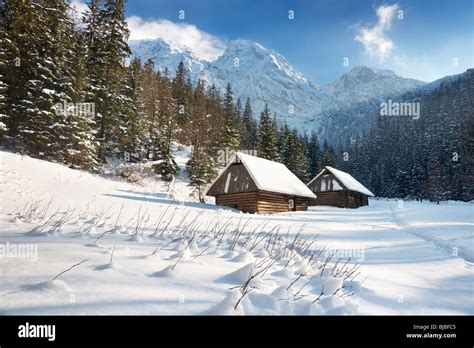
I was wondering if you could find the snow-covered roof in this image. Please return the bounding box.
[209,152,316,199]
[237,153,317,198]
[308,166,375,197]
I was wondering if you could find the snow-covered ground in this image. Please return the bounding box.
[0,150,472,315]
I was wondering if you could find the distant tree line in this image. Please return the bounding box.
[335,70,473,202]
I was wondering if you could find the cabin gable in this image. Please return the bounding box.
[307,169,347,193]
[307,167,372,208]
[206,162,257,196]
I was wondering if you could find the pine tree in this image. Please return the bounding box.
[410,160,425,201]
[0,0,98,167]
[1,0,31,140]
[307,131,321,178]
[234,97,243,144]
[234,98,242,119]
[320,141,335,168]
[83,0,101,49]
[140,59,162,160]
[205,83,226,165]
[258,104,279,161]
[294,131,310,182]
[60,21,98,170]
[84,0,132,162]
[43,0,79,160]
[426,157,443,203]
[187,80,218,200]
[156,68,178,180]
[173,61,192,144]
[189,80,207,156]
[121,57,145,162]
[3,1,61,156]
[187,150,216,202]
[221,83,240,150]
[277,123,289,164]
[279,127,309,181]
[240,96,258,149]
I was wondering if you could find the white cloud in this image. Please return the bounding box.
[66,2,226,62]
[69,0,88,15]
[127,17,226,62]
[355,4,399,61]
[68,0,88,26]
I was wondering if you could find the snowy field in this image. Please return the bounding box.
[0,150,472,315]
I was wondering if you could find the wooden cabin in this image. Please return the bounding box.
[206,152,316,214]
[307,166,374,208]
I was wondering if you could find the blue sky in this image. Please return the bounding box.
[73,0,473,84]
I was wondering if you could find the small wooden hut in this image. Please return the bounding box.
[307,166,374,208]
[206,152,316,214]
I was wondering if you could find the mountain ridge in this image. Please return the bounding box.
[129,38,426,140]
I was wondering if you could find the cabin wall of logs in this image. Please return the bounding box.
[256,191,308,213]
[215,192,258,214]
[215,190,309,214]
[309,191,368,208]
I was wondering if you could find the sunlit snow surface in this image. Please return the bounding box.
[0,150,472,315]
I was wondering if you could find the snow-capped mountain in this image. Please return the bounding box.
[412,68,473,94]
[203,39,330,128]
[129,39,208,80]
[317,66,425,143]
[322,66,425,106]
[130,38,330,128]
[129,38,425,137]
